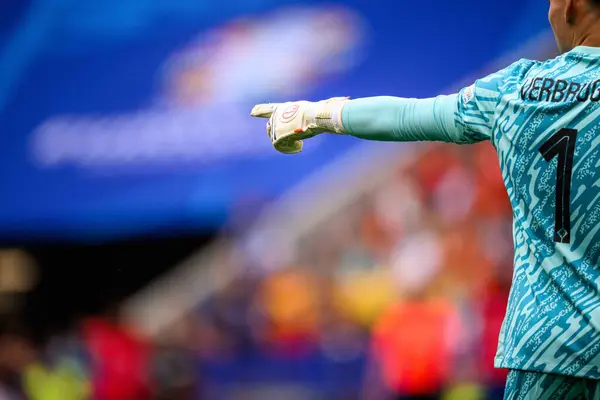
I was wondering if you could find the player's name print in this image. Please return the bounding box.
[520,77,600,103]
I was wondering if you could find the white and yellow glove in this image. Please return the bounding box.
[250,97,349,154]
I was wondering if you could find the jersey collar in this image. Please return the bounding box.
[570,46,600,56]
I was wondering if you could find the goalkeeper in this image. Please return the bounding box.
[251,0,600,399]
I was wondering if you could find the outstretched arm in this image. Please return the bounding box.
[251,59,537,154]
[250,92,485,154]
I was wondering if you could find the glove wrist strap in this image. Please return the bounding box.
[307,100,348,134]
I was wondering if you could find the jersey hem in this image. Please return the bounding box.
[495,356,600,380]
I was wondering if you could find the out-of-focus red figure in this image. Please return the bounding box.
[371,294,461,400]
[81,307,151,400]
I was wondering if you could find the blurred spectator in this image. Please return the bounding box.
[81,303,152,400]
[476,271,512,400]
[0,325,34,400]
[151,341,195,400]
[333,269,397,328]
[367,285,462,400]
[21,333,90,400]
[254,268,321,358]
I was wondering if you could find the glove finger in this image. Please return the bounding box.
[274,136,303,154]
[250,103,279,118]
[272,129,317,154]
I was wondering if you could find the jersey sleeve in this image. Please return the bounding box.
[340,59,537,145]
[454,59,537,143]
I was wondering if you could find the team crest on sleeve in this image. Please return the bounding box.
[462,85,475,104]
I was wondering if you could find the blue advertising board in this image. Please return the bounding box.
[0,0,550,240]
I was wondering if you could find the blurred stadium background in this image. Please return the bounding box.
[0,1,558,399]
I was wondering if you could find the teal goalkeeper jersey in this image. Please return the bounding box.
[452,46,600,378]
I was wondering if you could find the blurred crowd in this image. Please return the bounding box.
[0,142,515,400]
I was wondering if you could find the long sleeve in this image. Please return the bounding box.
[339,59,538,145]
[341,95,476,144]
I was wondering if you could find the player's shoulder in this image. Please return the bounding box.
[509,51,584,77]
[474,58,548,96]
[497,58,541,80]
[470,58,538,97]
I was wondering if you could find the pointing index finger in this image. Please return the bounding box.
[250,103,279,118]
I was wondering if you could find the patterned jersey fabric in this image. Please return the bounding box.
[455,46,600,378]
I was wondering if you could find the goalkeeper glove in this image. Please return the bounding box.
[250,97,349,154]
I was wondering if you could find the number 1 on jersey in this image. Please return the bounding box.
[539,128,578,244]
